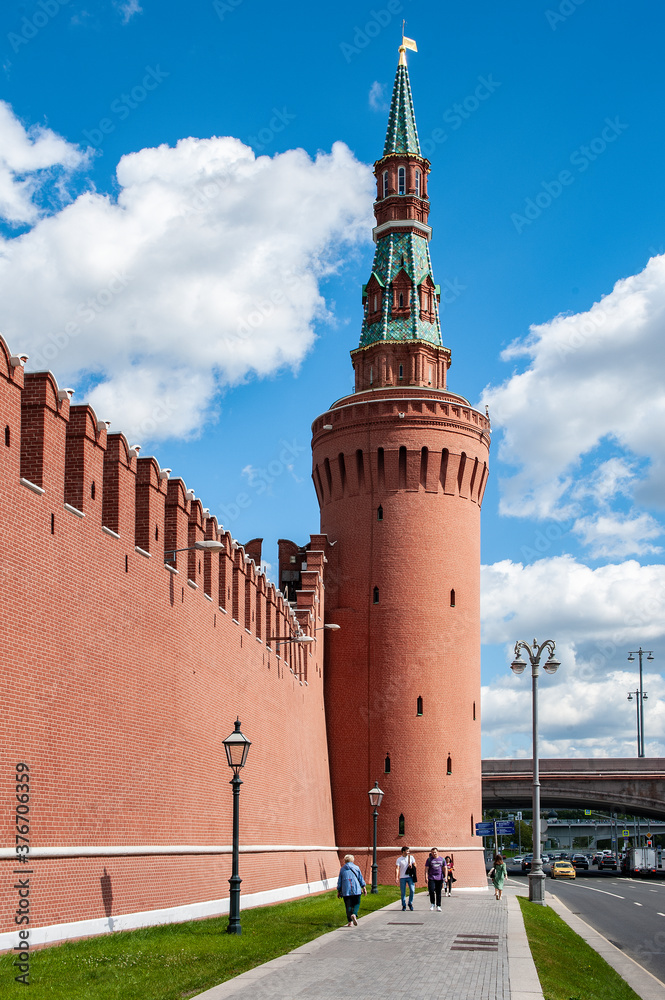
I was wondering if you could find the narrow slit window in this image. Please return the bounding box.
[398,166,405,195]
[383,170,388,198]
[471,814,474,836]
[384,754,391,774]
[155,524,159,541]
[125,554,128,573]
[447,755,452,775]
[377,447,385,490]
[356,449,365,490]
[415,169,421,197]
[399,446,407,490]
[399,813,405,836]
[4,425,9,447]
[338,452,347,493]
[50,512,55,535]
[369,365,373,385]
[450,589,455,607]
[377,504,383,521]
[373,586,379,604]
[416,696,423,716]
[90,481,96,500]
[399,364,403,379]
[399,292,404,308]
[420,446,428,489]
[473,701,476,721]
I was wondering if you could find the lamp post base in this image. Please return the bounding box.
[528,866,546,905]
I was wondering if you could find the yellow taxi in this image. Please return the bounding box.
[550,860,576,879]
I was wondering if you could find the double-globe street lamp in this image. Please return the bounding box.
[223,719,252,935]
[368,781,384,893]
[510,638,560,905]
[627,648,654,757]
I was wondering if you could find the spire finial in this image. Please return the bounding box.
[399,24,418,66]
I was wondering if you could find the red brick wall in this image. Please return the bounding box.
[0,335,337,943]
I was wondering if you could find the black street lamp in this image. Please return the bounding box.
[368,781,384,894]
[627,689,647,757]
[510,638,560,906]
[627,648,654,757]
[223,719,251,935]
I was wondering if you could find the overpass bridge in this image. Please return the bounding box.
[482,758,665,819]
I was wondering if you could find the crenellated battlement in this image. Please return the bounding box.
[0,332,321,675]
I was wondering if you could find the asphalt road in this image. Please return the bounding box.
[506,865,665,985]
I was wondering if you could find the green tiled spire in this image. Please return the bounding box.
[383,60,421,156]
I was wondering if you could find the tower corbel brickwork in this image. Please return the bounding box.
[312,45,491,885]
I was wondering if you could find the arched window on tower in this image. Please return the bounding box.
[398,166,405,195]
[415,169,421,197]
[383,170,389,198]
[399,813,405,836]
[373,586,380,604]
[450,589,456,607]
[384,754,391,773]
[399,292,404,308]
[377,504,383,521]
[416,696,423,716]
[447,755,452,775]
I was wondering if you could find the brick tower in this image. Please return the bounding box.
[312,43,491,886]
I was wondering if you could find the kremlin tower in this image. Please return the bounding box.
[312,42,491,886]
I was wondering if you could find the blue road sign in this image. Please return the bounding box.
[495,821,515,835]
[475,822,494,836]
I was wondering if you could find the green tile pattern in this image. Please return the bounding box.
[384,63,421,156]
[360,231,442,347]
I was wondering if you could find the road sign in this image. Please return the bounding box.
[584,809,591,815]
[495,821,515,835]
[475,822,494,836]
[622,829,630,837]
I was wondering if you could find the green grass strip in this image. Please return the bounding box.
[0,886,405,1000]
[518,895,642,1000]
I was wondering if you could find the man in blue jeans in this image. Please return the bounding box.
[395,845,415,910]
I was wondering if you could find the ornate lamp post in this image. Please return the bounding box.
[510,639,560,905]
[627,649,653,757]
[223,719,251,935]
[368,781,384,893]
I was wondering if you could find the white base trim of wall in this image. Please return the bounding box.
[0,878,334,952]
[0,844,338,859]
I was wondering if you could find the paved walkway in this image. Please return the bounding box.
[192,884,543,1000]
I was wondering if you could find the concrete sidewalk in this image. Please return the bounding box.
[192,884,543,1000]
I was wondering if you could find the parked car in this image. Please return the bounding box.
[571,854,589,870]
[551,860,576,879]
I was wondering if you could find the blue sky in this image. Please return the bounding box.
[1,0,664,758]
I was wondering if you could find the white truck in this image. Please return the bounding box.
[626,847,657,876]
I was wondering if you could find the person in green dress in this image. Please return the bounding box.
[491,853,507,900]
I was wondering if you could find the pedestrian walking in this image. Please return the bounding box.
[395,845,416,911]
[424,847,447,910]
[489,853,507,900]
[444,854,455,895]
[337,854,367,926]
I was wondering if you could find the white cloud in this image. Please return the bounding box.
[481,556,665,646]
[482,254,665,532]
[481,556,665,757]
[573,512,662,558]
[369,81,388,112]
[482,669,665,759]
[115,0,143,24]
[0,101,88,225]
[0,115,374,440]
